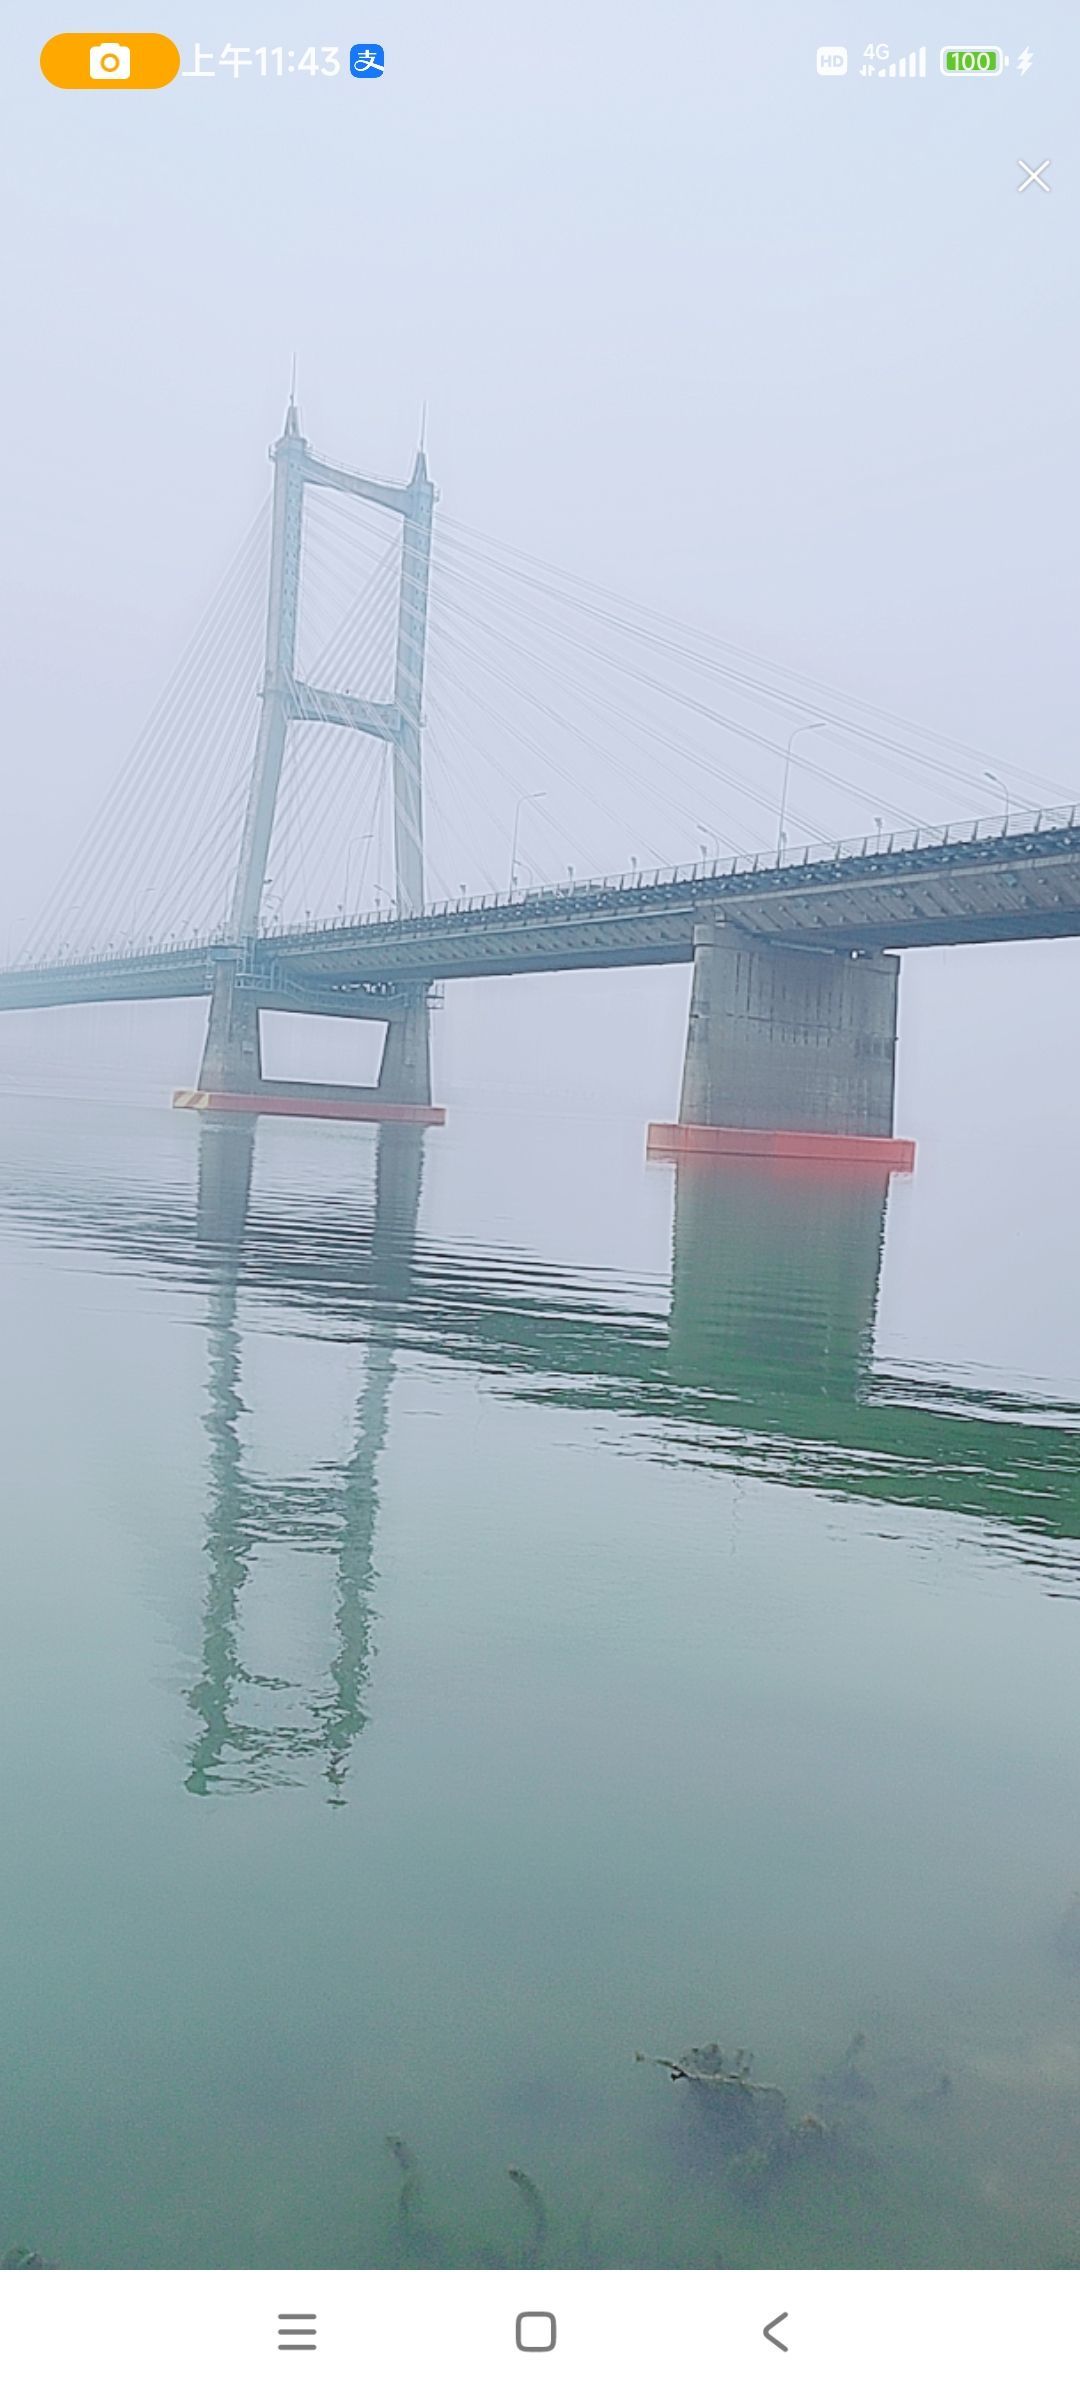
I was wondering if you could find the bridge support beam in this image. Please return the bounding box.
[650,920,913,1169]
[190,966,441,1124]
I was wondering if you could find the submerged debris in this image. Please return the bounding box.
[637,2041,790,2166]
[639,2035,863,2204]
[508,2167,548,2265]
[385,2135,424,2244]
[814,2030,876,2112]
[383,2137,553,2267]
[636,2045,784,2101]
[2,2246,55,2270]
[729,2112,840,2203]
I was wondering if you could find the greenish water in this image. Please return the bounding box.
[2,1100,1080,2271]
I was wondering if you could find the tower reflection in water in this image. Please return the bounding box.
[190,1119,424,1804]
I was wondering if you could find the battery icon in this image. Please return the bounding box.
[940,46,1003,72]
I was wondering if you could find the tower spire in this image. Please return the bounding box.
[284,355,301,438]
[412,401,429,482]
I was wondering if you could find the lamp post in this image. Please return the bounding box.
[983,770,1010,834]
[777,720,826,862]
[509,791,545,889]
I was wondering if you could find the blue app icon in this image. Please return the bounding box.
[350,43,384,77]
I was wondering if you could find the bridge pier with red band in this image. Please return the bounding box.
[654,920,914,1174]
[192,959,441,1127]
[175,1086,445,1127]
[647,1123,915,1171]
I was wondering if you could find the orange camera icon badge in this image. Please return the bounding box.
[40,32,180,88]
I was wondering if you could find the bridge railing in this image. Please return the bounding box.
[263,802,1079,945]
[6,803,1079,974]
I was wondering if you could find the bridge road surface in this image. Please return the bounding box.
[2,818,1079,1019]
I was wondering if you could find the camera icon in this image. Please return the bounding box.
[89,41,131,79]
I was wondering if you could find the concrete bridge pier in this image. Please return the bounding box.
[184,960,443,1127]
[376,991,433,1109]
[199,961,262,1093]
[650,918,914,1169]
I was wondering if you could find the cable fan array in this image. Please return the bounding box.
[15,478,1078,967]
[19,507,271,964]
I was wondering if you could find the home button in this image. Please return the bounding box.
[516,2311,557,2353]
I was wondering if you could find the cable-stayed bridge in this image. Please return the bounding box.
[3,403,1078,1165]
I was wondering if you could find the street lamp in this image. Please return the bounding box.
[983,770,1010,834]
[509,791,545,889]
[777,720,826,862]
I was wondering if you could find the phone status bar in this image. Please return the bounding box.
[815,42,1034,78]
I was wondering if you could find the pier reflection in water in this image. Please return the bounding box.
[663,1160,1079,1551]
[668,1158,888,1400]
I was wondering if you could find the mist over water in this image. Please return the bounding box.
[1,1092,1078,2270]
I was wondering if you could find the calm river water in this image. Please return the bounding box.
[2,1096,1079,2270]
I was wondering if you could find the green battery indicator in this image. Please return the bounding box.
[941,46,1003,72]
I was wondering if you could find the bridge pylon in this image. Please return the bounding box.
[196,401,439,1122]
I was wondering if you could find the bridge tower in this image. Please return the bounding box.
[198,401,437,1115]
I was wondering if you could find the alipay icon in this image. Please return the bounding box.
[350,43,385,77]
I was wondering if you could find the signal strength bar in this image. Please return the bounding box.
[885,46,927,75]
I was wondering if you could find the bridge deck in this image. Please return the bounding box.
[2,817,1078,1015]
